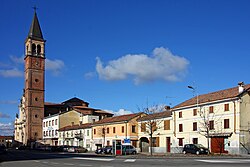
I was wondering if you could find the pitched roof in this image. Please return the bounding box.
[27,11,44,41]
[137,111,172,122]
[93,113,143,125]
[173,84,250,110]
[58,123,92,131]
[72,106,113,116]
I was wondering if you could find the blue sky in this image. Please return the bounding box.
[1,0,250,135]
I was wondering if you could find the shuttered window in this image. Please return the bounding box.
[224,119,230,129]
[179,124,183,132]
[141,123,146,132]
[193,122,197,131]
[164,120,170,130]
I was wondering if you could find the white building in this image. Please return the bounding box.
[171,82,250,154]
[43,114,59,145]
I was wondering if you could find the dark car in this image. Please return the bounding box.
[103,146,112,154]
[183,144,209,155]
[0,145,7,154]
[95,147,104,154]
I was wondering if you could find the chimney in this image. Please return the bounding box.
[165,106,171,110]
[238,82,245,94]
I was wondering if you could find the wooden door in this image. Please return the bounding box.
[166,137,171,152]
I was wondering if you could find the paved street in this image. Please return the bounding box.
[1,150,250,167]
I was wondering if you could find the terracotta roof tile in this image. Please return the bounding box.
[93,113,143,125]
[173,84,250,110]
[58,123,92,131]
[137,111,172,121]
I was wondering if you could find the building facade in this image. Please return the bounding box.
[171,82,250,154]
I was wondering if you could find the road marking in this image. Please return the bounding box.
[73,157,114,162]
[124,159,136,162]
[51,162,60,165]
[196,159,250,163]
[63,163,74,165]
[79,164,93,167]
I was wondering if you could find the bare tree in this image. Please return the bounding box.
[96,125,108,147]
[137,104,170,155]
[197,105,224,153]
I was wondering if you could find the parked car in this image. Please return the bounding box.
[0,145,7,154]
[16,145,26,150]
[68,146,88,153]
[183,144,209,155]
[122,145,137,155]
[103,146,112,154]
[58,145,69,152]
[95,147,104,154]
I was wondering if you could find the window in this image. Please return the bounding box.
[102,128,105,134]
[209,106,214,113]
[179,112,182,118]
[193,138,198,144]
[52,130,54,136]
[46,121,48,127]
[94,129,96,135]
[49,121,51,126]
[178,138,183,146]
[122,126,124,133]
[209,120,214,130]
[52,120,54,126]
[46,131,48,136]
[55,119,58,125]
[107,128,109,134]
[44,131,46,136]
[55,130,58,136]
[113,127,116,133]
[193,122,197,131]
[193,109,197,116]
[152,122,157,131]
[179,124,183,132]
[132,125,136,133]
[224,119,230,129]
[224,104,229,111]
[107,140,110,146]
[151,137,159,147]
[49,130,51,137]
[43,122,45,127]
[164,120,170,130]
[87,130,89,136]
[141,123,146,132]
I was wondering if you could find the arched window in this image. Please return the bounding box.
[32,44,36,54]
[37,45,41,54]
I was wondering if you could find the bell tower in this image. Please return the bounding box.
[24,10,45,145]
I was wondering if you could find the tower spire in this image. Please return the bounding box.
[27,8,44,41]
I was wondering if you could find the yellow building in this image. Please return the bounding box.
[92,113,144,150]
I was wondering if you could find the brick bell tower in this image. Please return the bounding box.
[24,10,45,146]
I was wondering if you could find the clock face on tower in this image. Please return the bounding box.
[32,59,41,69]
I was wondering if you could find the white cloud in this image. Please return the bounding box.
[10,55,24,64]
[96,47,189,84]
[0,122,14,136]
[0,112,10,118]
[84,72,96,79]
[46,59,65,76]
[106,109,133,116]
[0,68,23,77]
